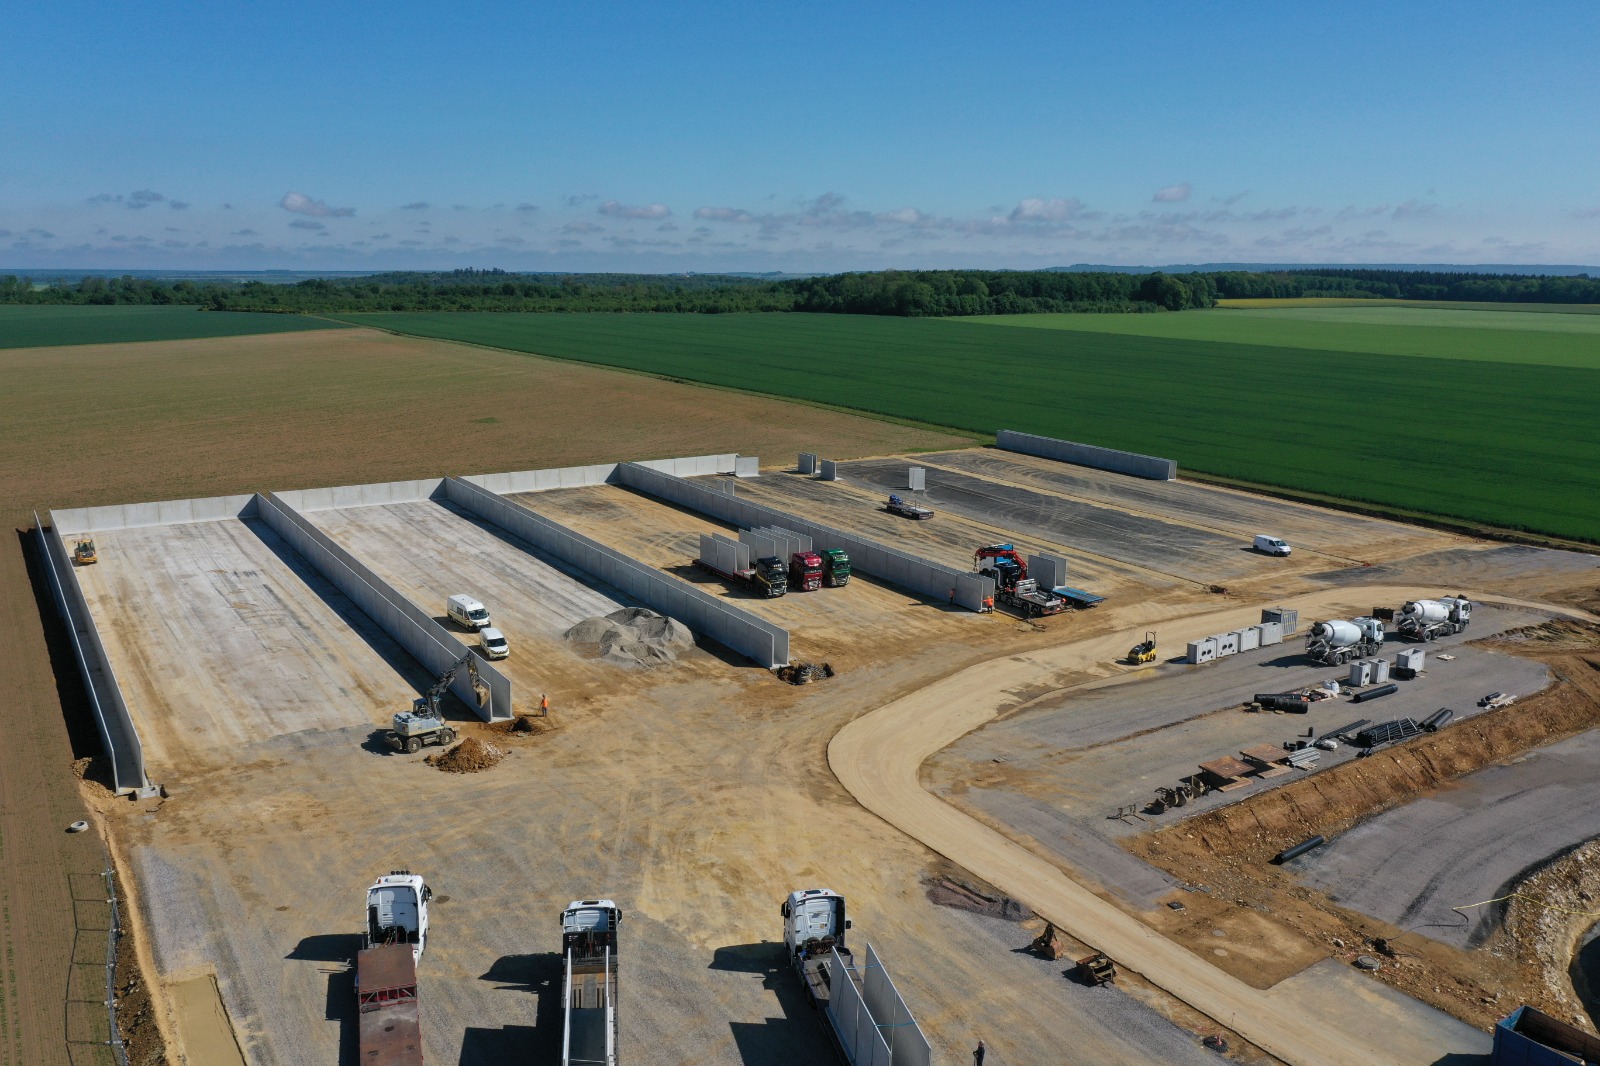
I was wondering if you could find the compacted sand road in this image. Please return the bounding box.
[830,587,1597,1066]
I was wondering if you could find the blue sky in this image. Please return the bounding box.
[3,0,1597,272]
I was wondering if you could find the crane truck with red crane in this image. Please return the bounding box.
[974,544,1066,617]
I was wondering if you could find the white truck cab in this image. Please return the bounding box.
[447,594,491,630]
[781,888,849,959]
[479,627,510,660]
[365,870,432,963]
[1253,534,1292,557]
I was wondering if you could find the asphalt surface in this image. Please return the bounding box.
[838,458,1255,582]
[1290,727,1600,949]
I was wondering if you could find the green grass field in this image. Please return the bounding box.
[0,305,349,349]
[336,309,1600,541]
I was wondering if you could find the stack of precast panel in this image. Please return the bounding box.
[700,533,751,575]
[748,526,812,560]
[738,528,780,562]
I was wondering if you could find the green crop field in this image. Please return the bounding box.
[336,308,1600,542]
[0,305,350,349]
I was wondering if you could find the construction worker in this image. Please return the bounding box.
[973,1039,986,1066]
[539,692,550,716]
[982,595,994,613]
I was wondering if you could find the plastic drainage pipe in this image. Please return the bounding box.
[1271,835,1327,865]
[1351,683,1399,704]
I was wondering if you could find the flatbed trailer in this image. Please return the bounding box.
[885,494,934,520]
[1051,585,1106,608]
[357,943,423,1066]
[562,900,620,1066]
[695,557,787,597]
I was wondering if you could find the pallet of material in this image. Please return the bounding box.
[1198,756,1256,791]
[1238,744,1294,777]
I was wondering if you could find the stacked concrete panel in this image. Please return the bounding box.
[860,942,933,1066]
[446,477,789,668]
[819,460,840,481]
[798,452,818,475]
[52,492,259,535]
[751,526,812,560]
[734,455,760,478]
[738,528,780,563]
[1026,554,1068,590]
[698,533,750,575]
[997,429,1177,481]
[274,479,447,512]
[462,453,739,495]
[618,463,995,610]
[256,492,513,720]
[908,467,925,491]
[37,517,148,794]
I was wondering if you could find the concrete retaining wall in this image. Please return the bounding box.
[445,477,790,669]
[734,456,760,478]
[274,479,446,512]
[37,516,147,794]
[52,493,258,535]
[617,463,994,611]
[256,492,512,720]
[462,453,738,495]
[998,430,1177,481]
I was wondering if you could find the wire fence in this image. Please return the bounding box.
[65,867,128,1066]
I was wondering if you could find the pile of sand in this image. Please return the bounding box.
[425,736,506,773]
[563,608,694,668]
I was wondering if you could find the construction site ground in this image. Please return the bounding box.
[33,417,1600,1066]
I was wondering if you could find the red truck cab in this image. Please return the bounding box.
[789,551,824,592]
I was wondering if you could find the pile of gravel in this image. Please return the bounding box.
[563,608,694,668]
[425,736,506,773]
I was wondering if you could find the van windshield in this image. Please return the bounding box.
[487,638,506,649]
[469,609,488,620]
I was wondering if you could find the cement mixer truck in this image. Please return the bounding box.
[1395,596,1472,642]
[1305,616,1385,666]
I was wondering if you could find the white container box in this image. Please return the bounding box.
[1215,631,1239,657]
[1187,638,1218,664]
[1258,621,1283,646]
[1348,660,1372,686]
[1371,658,1391,683]
[1237,626,1262,652]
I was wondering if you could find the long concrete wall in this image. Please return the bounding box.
[52,493,258,535]
[255,492,513,720]
[444,477,790,669]
[998,429,1177,481]
[274,479,446,512]
[37,516,146,794]
[616,463,995,611]
[463,453,738,495]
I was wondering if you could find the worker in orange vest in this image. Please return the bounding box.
[539,693,550,716]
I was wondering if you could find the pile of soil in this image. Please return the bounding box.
[424,736,506,773]
[777,661,835,685]
[1500,838,1600,1028]
[486,714,557,738]
[923,867,1034,922]
[563,607,694,668]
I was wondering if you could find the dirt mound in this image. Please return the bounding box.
[923,873,1034,922]
[425,736,506,773]
[563,608,694,668]
[487,714,557,738]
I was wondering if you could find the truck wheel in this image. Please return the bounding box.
[405,737,421,754]
[439,729,456,745]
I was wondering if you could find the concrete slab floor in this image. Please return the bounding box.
[69,518,427,779]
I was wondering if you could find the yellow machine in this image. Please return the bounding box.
[1127,631,1156,665]
[72,538,98,566]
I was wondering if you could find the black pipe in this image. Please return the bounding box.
[1351,683,1399,704]
[1422,708,1454,732]
[1271,835,1327,865]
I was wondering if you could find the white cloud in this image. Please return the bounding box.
[1152,183,1192,203]
[1010,197,1083,222]
[598,201,671,220]
[281,192,355,218]
[876,208,927,225]
[694,206,753,222]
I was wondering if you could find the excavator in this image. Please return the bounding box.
[72,538,97,566]
[385,652,483,754]
[1127,631,1157,665]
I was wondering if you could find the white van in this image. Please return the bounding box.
[478,627,510,660]
[447,594,491,630]
[1253,535,1292,557]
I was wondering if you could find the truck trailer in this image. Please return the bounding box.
[561,899,620,1066]
[357,943,423,1066]
[696,553,788,597]
[885,494,934,520]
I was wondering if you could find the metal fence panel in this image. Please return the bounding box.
[444,477,789,668]
[616,464,995,610]
[998,429,1177,481]
[37,516,146,794]
[256,493,510,719]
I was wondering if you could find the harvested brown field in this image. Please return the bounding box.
[0,325,972,1065]
[1128,623,1600,1029]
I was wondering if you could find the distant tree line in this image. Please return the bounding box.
[3,267,1597,316]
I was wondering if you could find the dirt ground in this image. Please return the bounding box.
[1127,619,1600,1030]
[0,327,969,1066]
